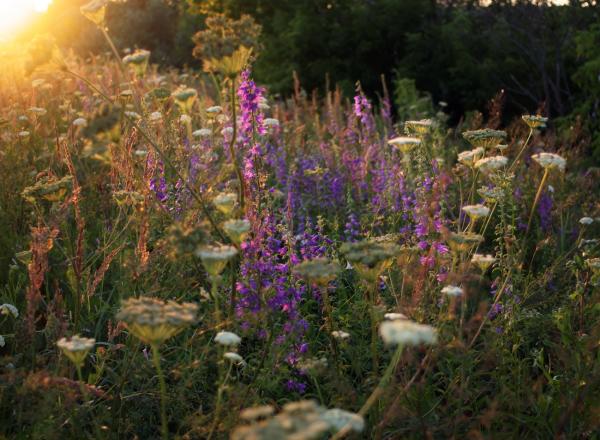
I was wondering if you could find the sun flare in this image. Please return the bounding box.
[0,0,52,40]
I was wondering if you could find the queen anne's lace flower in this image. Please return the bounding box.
[379,320,437,346]
[441,285,464,297]
[474,156,508,174]
[215,331,242,346]
[462,204,490,220]
[531,152,566,172]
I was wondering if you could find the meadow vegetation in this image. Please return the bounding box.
[0,1,599,439]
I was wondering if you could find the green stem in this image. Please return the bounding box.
[76,364,88,404]
[509,128,533,172]
[208,360,233,440]
[332,344,404,440]
[151,344,168,440]
[211,276,221,325]
[321,286,340,364]
[65,69,226,242]
[526,168,549,234]
[368,286,379,372]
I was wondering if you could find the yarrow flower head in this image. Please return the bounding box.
[57,335,96,367]
[441,285,464,297]
[379,320,437,346]
[522,114,548,129]
[462,129,507,149]
[215,330,242,346]
[474,156,508,175]
[388,136,421,153]
[293,257,342,286]
[471,253,496,271]
[116,297,198,346]
[531,152,566,172]
[196,245,238,278]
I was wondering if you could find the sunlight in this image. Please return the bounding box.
[0,0,52,40]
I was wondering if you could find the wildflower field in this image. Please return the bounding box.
[1,1,600,439]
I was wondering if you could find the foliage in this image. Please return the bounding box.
[0,4,599,439]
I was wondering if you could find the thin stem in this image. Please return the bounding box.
[509,128,533,172]
[211,276,221,324]
[76,364,89,404]
[526,168,549,234]
[368,286,379,372]
[321,285,340,364]
[332,344,404,440]
[208,359,233,440]
[151,344,168,440]
[65,69,226,242]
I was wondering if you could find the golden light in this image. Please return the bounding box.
[0,0,53,40]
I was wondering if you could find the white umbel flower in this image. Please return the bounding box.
[193,128,212,138]
[321,408,365,433]
[215,331,241,346]
[72,117,87,127]
[206,105,222,114]
[388,136,421,153]
[471,254,496,271]
[474,156,508,174]
[579,217,594,225]
[379,320,437,346]
[224,352,246,366]
[384,312,407,321]
[331,330,350,340]
[263,118,280,128]
[0,303,18,318]
[531,152,566,172]
[441,285,463,297]
[457,147,485,167]
[462,204,490,220]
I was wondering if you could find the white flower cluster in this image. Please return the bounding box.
[379,320,437,346]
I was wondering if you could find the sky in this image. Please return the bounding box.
[0,0,53,39]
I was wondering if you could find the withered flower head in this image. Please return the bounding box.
[21,175,73,204]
